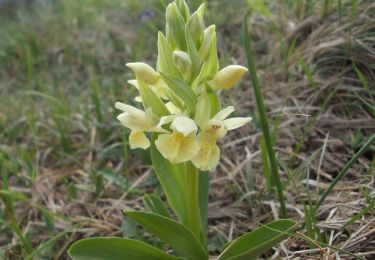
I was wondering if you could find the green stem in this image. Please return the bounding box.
[185,162,201,240]
[316,133,375,209]
[242,15,287,218]
[198,171,209,240]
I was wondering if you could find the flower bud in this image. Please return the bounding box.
[173,50,191,80]
[126,62,159,85]
[166,3,187,50]
[209,65,248,90]
[175,0,190,21]
[198,25,215,62]
[187,12,204,48]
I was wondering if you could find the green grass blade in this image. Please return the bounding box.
[242,14,287,217]
[316,133,375,209]
[342,200,375,230]
[296,52,318,91]
[0,156,33,255]
[260,136,273,190]
[91,72,103,124]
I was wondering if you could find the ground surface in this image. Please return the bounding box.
[0,0,374,259]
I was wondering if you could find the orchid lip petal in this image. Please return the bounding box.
[170,116,198,136]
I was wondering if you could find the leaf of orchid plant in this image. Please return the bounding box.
[143,194,171,218]
[126,211,208,260]
[68,237,181,260]
[151,134,188,224]
[137,79,169,117]
[218,219,298,260]
[160,72,197,115]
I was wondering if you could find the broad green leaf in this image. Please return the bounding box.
[160,72,197,115]
[151,134,187,223]
[126,211,208,260]
[143,194,171,218]
[218,219,298,260]
[68,237,180,260]
[137,79,169,117]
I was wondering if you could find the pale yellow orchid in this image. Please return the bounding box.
[192,106,252,171]
[155,116,200,164]
[209,65,248,90]
[115,102,166,149]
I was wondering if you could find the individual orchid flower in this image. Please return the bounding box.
[155,115,200,164]
[192,106,252,171]
[126,63,169,100]
[208,65,248,90]
[115,102,166,149]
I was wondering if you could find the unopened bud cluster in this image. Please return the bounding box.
[116,0,251,171]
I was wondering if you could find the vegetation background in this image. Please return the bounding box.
[0,0,374,259]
